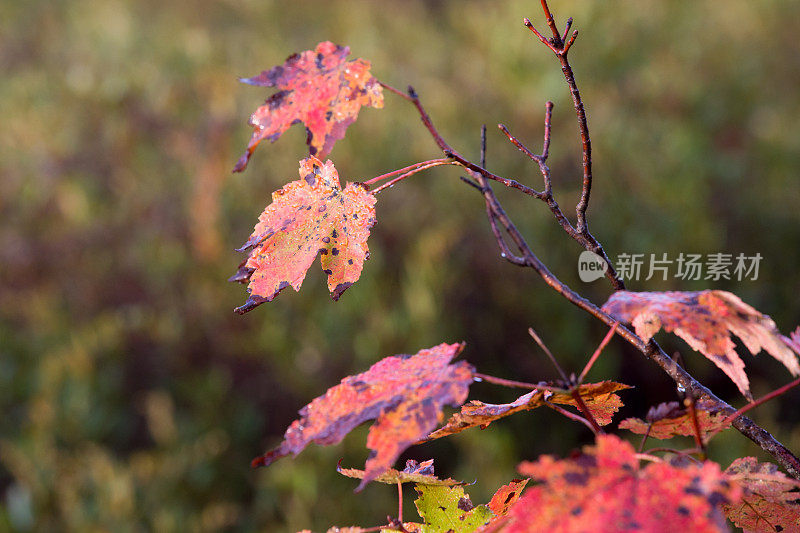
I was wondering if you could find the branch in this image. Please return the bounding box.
[408,89,800,481]
[386,4,800,478]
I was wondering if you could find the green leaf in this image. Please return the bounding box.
[413,484,494,532]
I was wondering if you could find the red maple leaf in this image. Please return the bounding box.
[504,435,740,532]
[424,381,630,442]
[251,343,474,491]
[602,290,800,399]
[230,156,376,313]
[723,457,800,532]
[234,41,383,172]
[618,400,731,440]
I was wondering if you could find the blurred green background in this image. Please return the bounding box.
[2,0,800,530]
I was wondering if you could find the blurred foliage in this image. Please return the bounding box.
[1,0,799,530]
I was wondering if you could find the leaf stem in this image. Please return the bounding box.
[543,400,597,434]
[362,159,447,187]
[473,372,567,394]
[379,81,414,102]
[370,159,453,194]
[578,322,619,383]
[528,327,569,383]
[708,376,800,442]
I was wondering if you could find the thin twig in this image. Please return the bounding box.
[578,321,619,383]
[642,448,703,464]
[445,150,545,198]
[638,422,653,453]
[569,388,604,434]
[528,327,569,382]
[473,372,565,394]
[707,376,800,442]
[543,400,597,434]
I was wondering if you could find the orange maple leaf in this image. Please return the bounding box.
[230,156,376,313]
[424,381,630,442]
[505,435,740,532]
[602,290,800,399]
[618,400,731,440]
[234,41,383,172]
[485,479,528,523]
[251,343,474,492]
[723,457,800,532]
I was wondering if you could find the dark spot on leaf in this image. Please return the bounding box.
[331,248,339,256]
[348,259,353,265]
[325,110,333,120]
[322,236,331,243]
[323,269,333,276]
[318,249,328,255]
[707,491,728,507]
[570,506,582,516]
[331,282,353,301]
[353,213,358,219]
[349,380,370,392]
[304,172,316,186]
[564,472,588,485]
[677,506,689,516]
[575,454,597,469]
[332,229,339,238]
[318,205,327,213]
[457,497,474,512]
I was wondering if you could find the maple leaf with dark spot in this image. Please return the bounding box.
[723,457,800,532]
[234,41,383,172]
[230,156,376,313]
[251,343,474,492]
[618,400,731,440]
[477,479,528,532]
[505,435,740,532]
[423,381,630,442]
[602,290,800,399]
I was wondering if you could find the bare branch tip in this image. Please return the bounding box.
[523,17,533,27]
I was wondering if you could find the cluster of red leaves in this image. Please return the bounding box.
[230,156,376,313]
[251,343,473,491]
[234,41,383,172]
[602,290,800,399]
[619,400,731,441]
[501,435,740,532]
